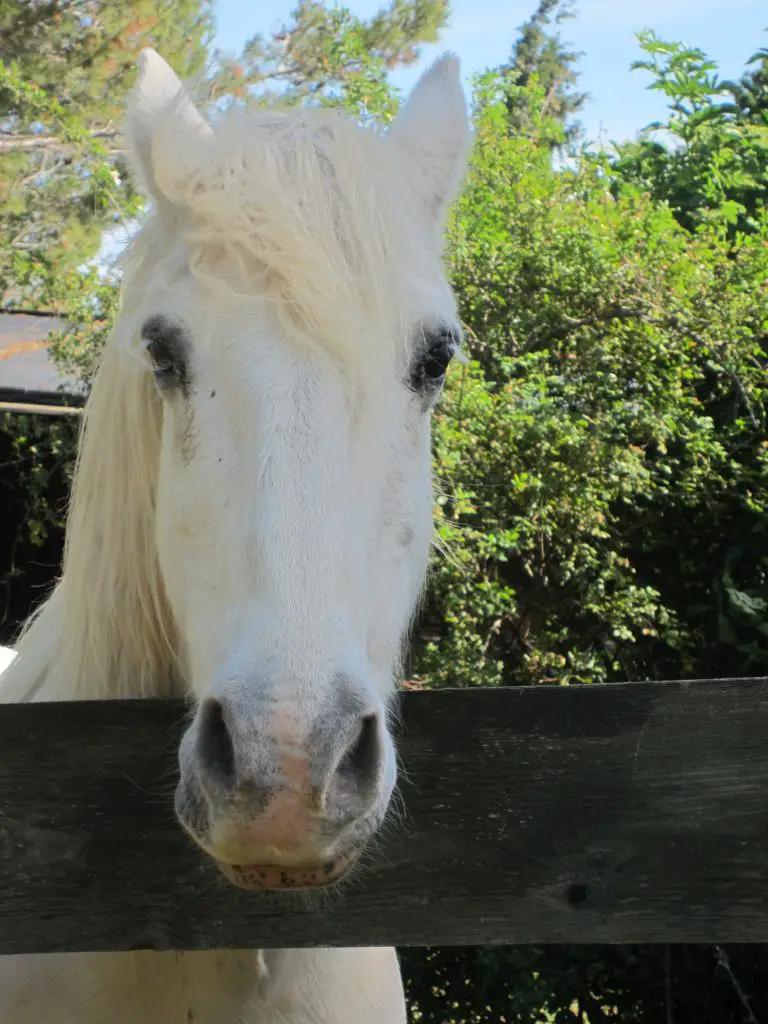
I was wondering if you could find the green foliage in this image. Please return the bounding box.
[612,31,768,235]
[723,39,768,125]
[501,0,587,149]
[214,0,450,124]
[401,944,768,1023]
[409,56,768,693]
[0,0,214,311]
[0,411,76,547]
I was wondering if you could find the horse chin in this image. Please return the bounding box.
[213,847,362,891]
[174,790,370,892]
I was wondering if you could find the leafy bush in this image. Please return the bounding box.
[401,944,768,1023]
[411,62,768,690]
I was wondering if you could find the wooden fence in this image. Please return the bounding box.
[0,677,766,955]
[0,385,84,416]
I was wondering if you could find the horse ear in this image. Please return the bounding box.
[387,53,471,226]
[126,48,215,203]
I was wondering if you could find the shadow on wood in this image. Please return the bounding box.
[0,678,766,954]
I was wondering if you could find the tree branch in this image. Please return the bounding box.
[0,128,119,153]
[536,306,650,342]
[714,947,759,1024]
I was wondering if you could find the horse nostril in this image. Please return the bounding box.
[197,698,236,789]
[337,713,381,795]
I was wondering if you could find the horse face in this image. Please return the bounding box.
[124,50,470,889]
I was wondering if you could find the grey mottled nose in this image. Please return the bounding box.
[195,688,385,820]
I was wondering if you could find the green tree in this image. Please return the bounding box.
[501,0,587,148]
[214,0,450,124]
[723,35,768,125]
[0,0,214,311]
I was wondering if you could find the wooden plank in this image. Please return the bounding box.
[0,400,82,416]
[0,678,766,954]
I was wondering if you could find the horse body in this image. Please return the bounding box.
[0,46,470,1023]
[0,947,405,1024]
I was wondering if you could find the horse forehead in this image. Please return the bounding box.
[202,328,374,401]
[136,111,432,388]
[189,296,409,410]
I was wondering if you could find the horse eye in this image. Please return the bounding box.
[141,316,188,392]
[410,327,458,393]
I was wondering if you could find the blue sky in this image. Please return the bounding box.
[215,0,767,146]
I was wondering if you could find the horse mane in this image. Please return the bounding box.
[0,100,442,705]
[1,213,181,703]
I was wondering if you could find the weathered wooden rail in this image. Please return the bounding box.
[0,385,84,416]
[0,677,766,955]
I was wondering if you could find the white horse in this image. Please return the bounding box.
[0,47,471,1023]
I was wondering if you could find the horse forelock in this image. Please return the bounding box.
[118,103,445,380]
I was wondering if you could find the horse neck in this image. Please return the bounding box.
[3,339,181,704]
